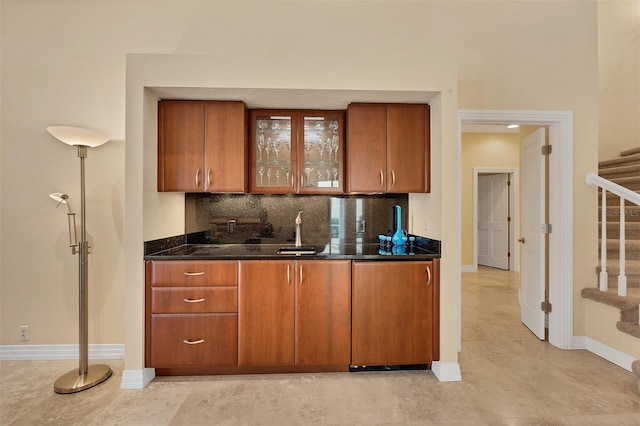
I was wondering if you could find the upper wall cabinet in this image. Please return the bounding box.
[249,110,345,194]
[158,100,248,193]
[346,103,430,193]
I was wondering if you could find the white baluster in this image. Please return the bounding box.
[617,197,627,297]
[599,188,608,292]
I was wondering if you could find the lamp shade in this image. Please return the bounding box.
[49,192,69,204]
[47,126,110,148]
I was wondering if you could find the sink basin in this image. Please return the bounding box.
[277,246,316,256]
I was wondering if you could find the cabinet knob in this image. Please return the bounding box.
[517,237,525,244]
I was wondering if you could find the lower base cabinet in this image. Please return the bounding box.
[145,260,239,369]
[351,260,437,366]
[238,259,351,367]
[145,258,438,374]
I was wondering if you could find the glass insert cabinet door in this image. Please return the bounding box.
[249,110,344,194]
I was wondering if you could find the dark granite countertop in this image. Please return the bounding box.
[144,242,440,261]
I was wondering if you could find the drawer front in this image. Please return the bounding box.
[151,287,237,313]
[150,313,238,367]
[150,260,238,287]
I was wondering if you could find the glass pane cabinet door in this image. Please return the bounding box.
[250,111,295,193]
[249,110,344,194]
[298,112,344,194]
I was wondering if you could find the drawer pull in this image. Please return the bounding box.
[182,339,205,345]
[426,266,432,286]
[183,298,205,303]
[183,271,205,276]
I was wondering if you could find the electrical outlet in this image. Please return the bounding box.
[19,325,29,342]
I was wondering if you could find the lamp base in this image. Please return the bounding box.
[54,364,113,394]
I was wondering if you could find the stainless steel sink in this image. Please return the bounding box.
[277,246,316,256]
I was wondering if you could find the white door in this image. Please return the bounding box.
[477,173,510,269]
[519,128,546,339]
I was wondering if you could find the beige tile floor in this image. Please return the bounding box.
[1,266,639,425]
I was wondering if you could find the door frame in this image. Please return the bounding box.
[473,168,520,273]
[458,110,574,351]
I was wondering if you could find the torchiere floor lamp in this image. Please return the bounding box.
[47,126,113,394]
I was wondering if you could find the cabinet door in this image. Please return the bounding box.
[149,260,238,287]
[297,111,345,194]
[249,110,296,194]
[295,260,351,366]
[346,103,387,192]
[238,260,295,366]
[387,104,428,193]
[351,261,433,366]
[204,101,248,192]
[150,313,238,367]
[151,287,238,313]
[158,100,205,192]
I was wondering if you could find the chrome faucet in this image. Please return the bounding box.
[295,211,303,247]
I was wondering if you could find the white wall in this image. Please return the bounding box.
[3,0,627,374]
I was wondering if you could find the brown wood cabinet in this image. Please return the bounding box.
[295,260,351,366]
[351,259,439,366]
[238,260,295,366]
[346,103,430,193]
[248,110,345,194]
[158,100,247,193]
[145,257,439,375]
[238,259,351,367]
[145,260,239,368]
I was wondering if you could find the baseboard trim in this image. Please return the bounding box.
[431,361,462,381]
[120,368,155,389]
[572,336,636,372]
[0,344,125,360]
[461,265,475,273]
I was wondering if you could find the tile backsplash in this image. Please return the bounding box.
[185,193,409,245]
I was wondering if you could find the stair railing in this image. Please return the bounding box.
[586,172,640,296]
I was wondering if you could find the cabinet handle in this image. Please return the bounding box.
[391,170,396,187]
[287,264,291,285]
[426,266,432,286]
[291,171,295,190]
[183,298,205,303]
[207,169,212,188]
[182,339,205,345]
[299,265,303,285]
[379,170,384,188]
[300,174,304,189]
[183,271,205,276]
[195,168,201,188]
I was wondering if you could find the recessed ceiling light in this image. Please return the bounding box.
[507,124,519,129]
